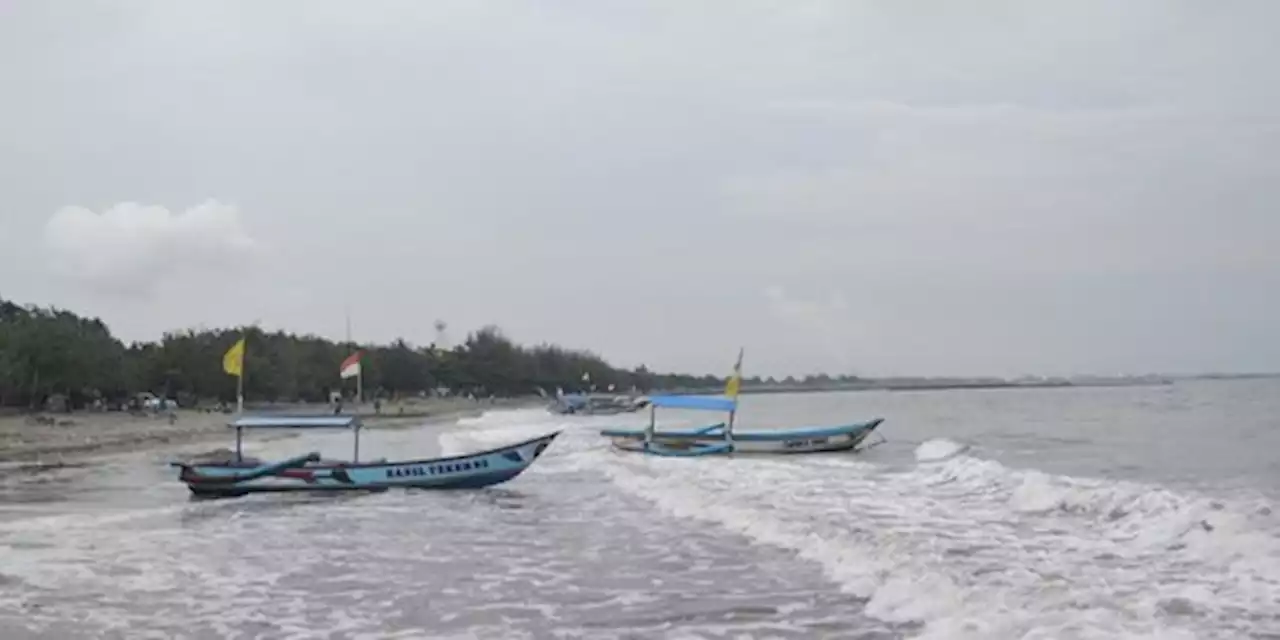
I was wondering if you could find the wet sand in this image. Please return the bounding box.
[0,397,540,466]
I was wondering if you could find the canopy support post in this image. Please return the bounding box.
[726,408,736,452]
[644,404,656,452]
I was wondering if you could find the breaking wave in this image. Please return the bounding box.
[447,414,1280,640]
[913,437,970,462]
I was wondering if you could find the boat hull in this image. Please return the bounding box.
[600,419,882,455]
[171,431,560,499]
[548,396,648,416]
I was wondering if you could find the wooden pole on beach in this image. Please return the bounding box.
[223,332,247,415]
[346,305,362,406]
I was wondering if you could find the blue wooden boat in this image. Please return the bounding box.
[599,394,884,456]
[170,415,559,499]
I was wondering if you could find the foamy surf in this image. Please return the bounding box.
[441,411,1280,640]
[913,438,970,462]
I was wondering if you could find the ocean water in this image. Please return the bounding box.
[1,380,1278,639]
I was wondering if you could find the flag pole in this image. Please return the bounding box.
[222,332,248,459]
[237,332,246,415]
[726,347,744,445]
[346,306,363,406]
[234,344,244,461]
[345,304,360,404]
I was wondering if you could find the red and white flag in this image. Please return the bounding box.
[340,350,364,379]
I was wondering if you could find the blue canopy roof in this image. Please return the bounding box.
[229,415,362,429]
[647,395,737,412]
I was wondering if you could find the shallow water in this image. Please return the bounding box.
[1,380,1278,639]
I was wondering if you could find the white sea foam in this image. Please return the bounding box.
[913,437,970,462]
[485,413,1278,640]
[440,409,580,457]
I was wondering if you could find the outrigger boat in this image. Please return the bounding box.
[548,393,649,416]
[599,394,884,456]
[170,415,560,499]
[599,348,884,456]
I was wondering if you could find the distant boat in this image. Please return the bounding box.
[599,394,884,456]
[599,347,884,456]
[548,393,649,416]
[170,415,559,499]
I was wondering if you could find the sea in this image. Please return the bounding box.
[1,379,1278,640]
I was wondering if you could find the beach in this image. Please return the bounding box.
[0,397,538,466]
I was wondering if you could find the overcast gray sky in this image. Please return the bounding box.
[2,1,1278,378]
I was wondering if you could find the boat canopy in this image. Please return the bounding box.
[647,395,737,412]
[228,415,363,430]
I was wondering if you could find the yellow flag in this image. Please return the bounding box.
[724,347,744,398]
[223,337,245,377]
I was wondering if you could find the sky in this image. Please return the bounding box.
[1,1,1278,378]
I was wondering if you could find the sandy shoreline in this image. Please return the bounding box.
[0,397,541,467]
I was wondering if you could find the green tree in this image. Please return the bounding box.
[0,295,727,408]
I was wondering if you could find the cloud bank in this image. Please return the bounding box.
[42,200,258,297]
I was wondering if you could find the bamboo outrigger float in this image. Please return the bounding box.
[171,415,559,499]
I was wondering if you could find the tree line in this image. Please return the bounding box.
[0,296,729,410]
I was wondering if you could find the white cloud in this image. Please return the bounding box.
[42,200,258,297]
